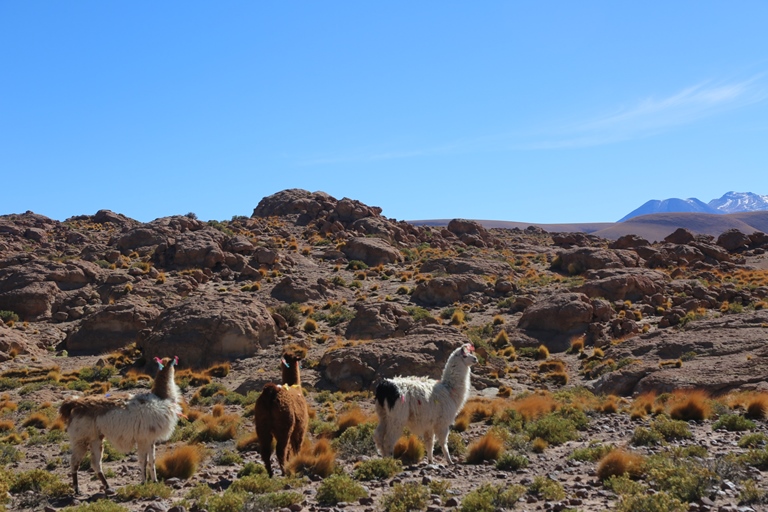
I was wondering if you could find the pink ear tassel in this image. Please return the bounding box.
[172,356,179,366]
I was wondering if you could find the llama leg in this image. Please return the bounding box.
[256,423,274,477]
[137,443,149,484]
[373,420,386,456]
[148,443,157,482]
[289,422,304,459]
[70,441,88,495]
[89,438,110,492]
[436,425,453,464]
[423,429,435,464]
[275,425,292,475]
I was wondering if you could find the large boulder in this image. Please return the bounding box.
[65,303,161,355]
[410,275,490,306]
[717,229,751,252]
[0,282,60,321]
[320,326,466,391]
[518,292,594,342]
[345,303,415,340]
[554,248,640,274]
[270,276,327,303]
[419,257,513,277]
[340,237,402,267]
[575,269,667,302]
[592,311,768,396]
[140,295,277,367]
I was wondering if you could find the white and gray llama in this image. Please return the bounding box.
[374,343,478,464]
[59,356,182,494]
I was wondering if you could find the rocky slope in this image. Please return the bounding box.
[1,188,768,512]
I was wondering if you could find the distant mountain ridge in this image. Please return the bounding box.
[618,191,768,222]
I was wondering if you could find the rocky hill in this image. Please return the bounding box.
[1,188,768,512]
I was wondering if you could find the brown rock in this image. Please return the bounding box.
[140,294,277,367]
[410,275,490,306]
[65,303,160,355]
[345,303,415,340]
[340,237,402,267]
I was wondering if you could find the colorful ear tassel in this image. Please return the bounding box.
[281,357,290,368]
[172,356,179,366]
[154,357,164,370]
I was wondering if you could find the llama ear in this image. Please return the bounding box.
[281,357,290,368]
[172,356,179,367]
[154,357,164,371]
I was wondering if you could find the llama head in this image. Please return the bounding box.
[459,343,478,366]
[154,356,178,375]
[281,344,308,368]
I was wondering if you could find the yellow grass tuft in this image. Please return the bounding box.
[668,390,711,421]
[394,434,425,465]
[465,432,504,464]
[596,449,645,481]
[157,444,205,480]
[286,438,335,478]
[335,407,368,436]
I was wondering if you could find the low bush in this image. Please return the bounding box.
[382,481,430,512]
[459,483,526,512]
[315,474,367,505]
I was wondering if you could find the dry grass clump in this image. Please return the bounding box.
[205,362,230,378]
[0,419,14,432]
[569,336,585,353]
[286,438,336,478]
[668,390,711,421]
[465,432,504,464]
[596,449,645,481]
[195,412,241,442]
[630,392,658,419]
[600,395,620,414]
[746,393,768,419]
[536,344,550,360]
[393,434,425,465]
[176,368,212,387]
[235,431,260,452]
[492,330,509,348]
[512,392,557,422]
[538,360,566,373]
[455,398,509,431]
[335,407,368,436]
[157,444,205,480]
[21,412,50,429]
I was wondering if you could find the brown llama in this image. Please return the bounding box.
[254,345,309,477]
[59,356,181,494]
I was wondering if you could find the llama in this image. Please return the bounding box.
[374,343,477,464]
[254,346,309,477]
[59,356,182,494]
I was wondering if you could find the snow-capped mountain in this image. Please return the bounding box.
[619,192,768,222]
[618,198,716,222]
[708,191,768,214]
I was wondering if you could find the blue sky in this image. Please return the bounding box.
[2,2,767,224]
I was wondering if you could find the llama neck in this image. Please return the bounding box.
[152,367,179,402]
[282,362,301,387]
[440,354,470,395]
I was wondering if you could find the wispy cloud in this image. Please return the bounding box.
[298,75,767,165]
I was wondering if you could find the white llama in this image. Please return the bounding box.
[373,343,477,464]
[59,356,182,494]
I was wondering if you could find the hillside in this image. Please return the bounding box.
[1,188,768,511]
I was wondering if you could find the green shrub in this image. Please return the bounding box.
[604,474,646,496]
[525,413,578,445]
[60,500,129,512]
[315,474,367,506]
[333,422,377,457]
[712,414,756,432]
[0,311,19,324]
[459,483,526,512]
[115,482,172,501]
[528,476,565,500]
[651,416,692,441]
[630,426,663,446]
[247,491,303,512]
[741,448,768,470]
[738,433,767,449]
[237,461,267,478]
[230,473,290,494]
[615,491,687,512]
[353,457,402,480]
[569,442,614,462]
[382,481,430,512]
[214,449,242,466]
[0,444,23,465]
[78,365,117,382]
[404,306,433,322]
[274,303,301,327]
[10,468,71,497]
[495,451,529,471]
[645,454,714,503]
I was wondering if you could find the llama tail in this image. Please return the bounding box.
[258,383,281,405]
[58,399,77,426]
[375,380,401,411]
